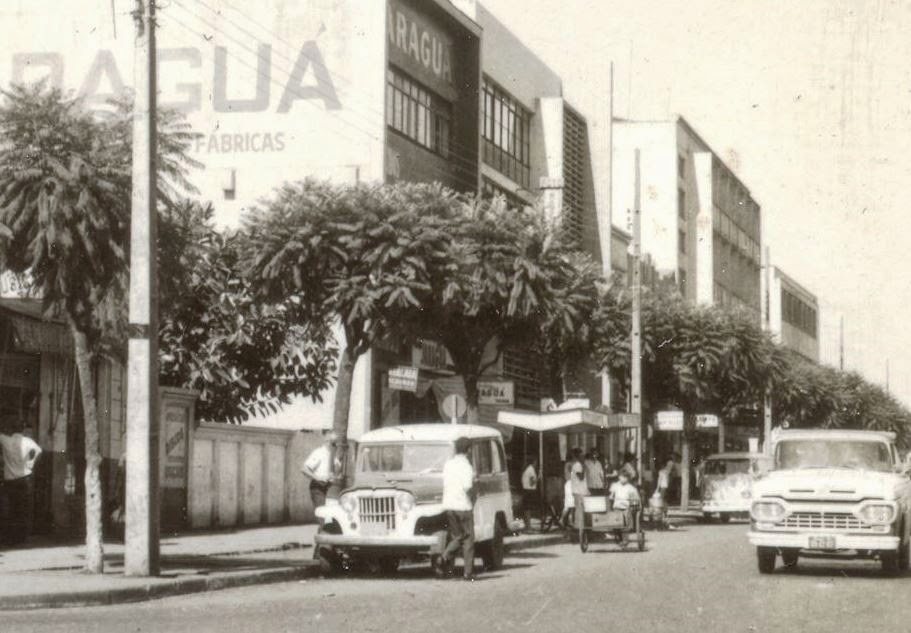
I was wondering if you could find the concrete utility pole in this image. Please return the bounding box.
[631,149,643,486]
[125,0,160,577]
[761,246,772,454]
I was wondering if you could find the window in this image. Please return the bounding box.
[678,229,686,254]
[678,155,686,179]
[678,188,686,219]
[386,67,451,156]
[472,440,493,475]
[490,440,505,473]
[781,289,817,338]
[481,78,531,187]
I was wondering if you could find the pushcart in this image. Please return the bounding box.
[577,495,646,552]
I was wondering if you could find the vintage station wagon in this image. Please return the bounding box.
[313,424,518,575]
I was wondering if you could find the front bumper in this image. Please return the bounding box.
[748,531,900,551]
[314,532,447,555]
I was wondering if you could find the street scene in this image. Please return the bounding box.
[1,0,911,631]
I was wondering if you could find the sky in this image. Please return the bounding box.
[483,0,911,407]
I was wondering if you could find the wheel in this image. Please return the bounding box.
[881,550,900,575]
[315,546,344,577]
[757,547,776,574]
[781,549,799,568]
[637,530,646,551]
[701,513,713,523]
[580,529,589,553]
[481,521,506,570]
[718,513,731,524]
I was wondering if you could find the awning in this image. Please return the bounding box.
[0,299,71,356]
[497,408,640,434]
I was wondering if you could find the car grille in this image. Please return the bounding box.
[359,496,396,532]
[776,512,870,531]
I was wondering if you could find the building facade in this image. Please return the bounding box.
[768,266,820,362]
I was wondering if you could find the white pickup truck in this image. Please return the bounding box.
[748,429,911,574]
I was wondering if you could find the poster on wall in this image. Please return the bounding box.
[163,405,188,488]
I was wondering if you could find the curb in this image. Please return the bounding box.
[0,533,566,611]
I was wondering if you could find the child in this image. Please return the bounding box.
[609,471,640,544]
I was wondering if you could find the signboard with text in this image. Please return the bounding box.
[478,381,514,406]
[695,414,719,429]
[655,410,684,432]
[388,366,419,392]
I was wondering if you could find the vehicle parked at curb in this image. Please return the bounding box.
[747,429,911,575]
[701,452,772,523]
[313,423,520,575]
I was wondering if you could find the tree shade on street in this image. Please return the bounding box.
[0,84,197,572]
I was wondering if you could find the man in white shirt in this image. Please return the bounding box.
[301,432,339,518]
[520,459,538,532]
[0,422,42,546]
[570,451,589,531]
[655,457,677,530]
[436,437,476,580]
[584,450,605,494]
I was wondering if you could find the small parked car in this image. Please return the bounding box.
[701,452,772,522]
[313,423,519,575]
[748,429,911,575]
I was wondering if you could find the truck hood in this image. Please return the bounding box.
[753,468,906,502]
[345,472,443,505]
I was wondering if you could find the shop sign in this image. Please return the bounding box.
[162,406,188,488]
[478,381,514,406]
[655,410,684,432]
[412,340,452,372]
[695,414,719,429]
[387,0,455,92]
[388,365,419,392]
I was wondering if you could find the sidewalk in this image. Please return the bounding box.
[0,524,566,611]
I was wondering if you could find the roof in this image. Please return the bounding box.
[705,452,770,461]
[496,408,619,433]
[358,423,502,443]
[774,429,896,442]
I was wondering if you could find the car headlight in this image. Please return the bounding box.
[751,500,786,522]
[857,502,896,525]
[340,493,357,515]
[396,491,415,513]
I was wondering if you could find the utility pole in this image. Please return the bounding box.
[125,0,160,577]
[631,149,643,487]
[761,246,772,454]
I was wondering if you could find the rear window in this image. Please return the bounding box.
[705,459,750,476]
[357,442,452,474]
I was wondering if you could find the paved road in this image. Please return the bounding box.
[7,522,911,632]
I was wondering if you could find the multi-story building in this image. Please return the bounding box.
[0,0,613,528]
[612,116,762,321]
[768,266,820,362]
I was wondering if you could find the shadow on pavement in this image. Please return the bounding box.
[771,564,910,580]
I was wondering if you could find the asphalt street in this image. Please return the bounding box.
[6,522,910,633]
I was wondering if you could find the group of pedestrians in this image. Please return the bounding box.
[556,448,640,530]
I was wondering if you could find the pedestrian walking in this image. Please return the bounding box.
[653,457,677,530]
[0,421,42,546]
[570,449,589,532]
[301,431,339,518]
[436,437,477,580]
[520,459,538,532]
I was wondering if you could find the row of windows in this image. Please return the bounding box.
[386,67,451,157]
[715,283,760,318]
[482,78,531,188]
[782,289,818,338]
[713,205,760,264]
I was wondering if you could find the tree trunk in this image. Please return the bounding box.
[72,325,103,574]
[328,346,357,499]
[463,373,480,425]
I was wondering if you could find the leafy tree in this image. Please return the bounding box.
[0,84,196,572]
[158,200,338,422]
[243,180,454,493]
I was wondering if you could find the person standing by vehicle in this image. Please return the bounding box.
[0,421,42,545]
[585,450,605,495]
[437,437,477,581]
[570,449,589,532]
[301,432,339,519]
[520,459,538,532]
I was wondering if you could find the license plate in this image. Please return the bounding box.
[808,536,836,549]
[360,522,389,537]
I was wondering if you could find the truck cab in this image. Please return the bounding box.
[748,429,911,574]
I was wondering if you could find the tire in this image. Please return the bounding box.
[781,549,799,568]
[701,513,713,523]
[580,529,589,553]
[481,521,506,571]
[757,547,776,574]
[315,546,344,577]
[718,513,731,524]
[881,551,900,575]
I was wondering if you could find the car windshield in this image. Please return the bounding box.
[357,442,452,474]
[775,440,893,472]
[704,459,750,476]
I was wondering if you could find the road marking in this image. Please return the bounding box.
[524,596,553,625]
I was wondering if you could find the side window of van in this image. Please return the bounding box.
[490,440,505,473]
[473,441,493,475]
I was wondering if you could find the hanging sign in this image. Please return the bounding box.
[695,414,719,429]
[388,366,419,392]
[655,410,684,431]
[478,381,514,406]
